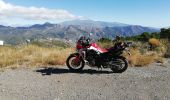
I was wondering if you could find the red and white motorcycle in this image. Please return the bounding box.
[66,36,131,73]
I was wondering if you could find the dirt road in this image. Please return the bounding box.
[0,60,170,100]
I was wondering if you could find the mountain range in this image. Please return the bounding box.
[0,20,160,45]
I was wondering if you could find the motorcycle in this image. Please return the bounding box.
[66,36,132,73]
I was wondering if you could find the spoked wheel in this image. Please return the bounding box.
[110,56,128,73]
[66,53,85,72]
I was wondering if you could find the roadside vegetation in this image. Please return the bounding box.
[0,28,170,68]
[0,43,74,68]
[98,28,170,67]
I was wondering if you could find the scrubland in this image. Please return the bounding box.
[0,38,169,68]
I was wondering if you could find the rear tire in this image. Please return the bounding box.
[66,53,85,72]
[110,56,128,73]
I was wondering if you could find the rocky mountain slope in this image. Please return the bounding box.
[0,20,159,44]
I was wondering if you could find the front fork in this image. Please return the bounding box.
[78,49,86,60]
[71,49,86,65]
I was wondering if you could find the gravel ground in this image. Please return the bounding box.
[0,59,170,100]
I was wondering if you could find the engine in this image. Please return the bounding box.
[86,50,98,66]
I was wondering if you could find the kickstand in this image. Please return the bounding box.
[98,67,102,71]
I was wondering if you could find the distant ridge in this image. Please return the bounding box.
[60,19,129,28]
[0,20,160,44]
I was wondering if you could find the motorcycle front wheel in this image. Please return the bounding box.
[110,56,128,73]
[66,53,85,72]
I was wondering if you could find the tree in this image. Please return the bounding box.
[160,28,170,39]
[140,32,151,41]
[151,32,160,39]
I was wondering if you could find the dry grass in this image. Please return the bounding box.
[98,40,165,67]
[127,48,159,67]
[0,40,168,68]
[0,45,75,68]
[159,39,170,58]
[0,46,24,68]
[125,39,169,67]
[164,43,170,58]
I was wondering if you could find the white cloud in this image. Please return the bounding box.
[0,0,82,21]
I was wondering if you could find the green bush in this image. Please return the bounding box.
[160,28,170,40]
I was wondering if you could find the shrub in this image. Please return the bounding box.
[149,38,160,50]
[127,48,159,67]
[165,43,170,58]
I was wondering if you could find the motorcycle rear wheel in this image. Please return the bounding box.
[110,56,128,73]
[66,53,85,72]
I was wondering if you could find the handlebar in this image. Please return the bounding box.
[124,42,133,47]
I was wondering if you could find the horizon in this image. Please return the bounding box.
[0,19,162,29]
[0,0,170,28]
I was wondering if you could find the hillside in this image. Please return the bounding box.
[0,20,159,45]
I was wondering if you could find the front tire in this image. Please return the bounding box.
[110,56,128,73]
[66,53,85,72]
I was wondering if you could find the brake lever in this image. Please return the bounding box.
[127,51,131,56]
[125,48,131,56]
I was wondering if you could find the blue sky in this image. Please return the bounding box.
[1,0,170,28]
